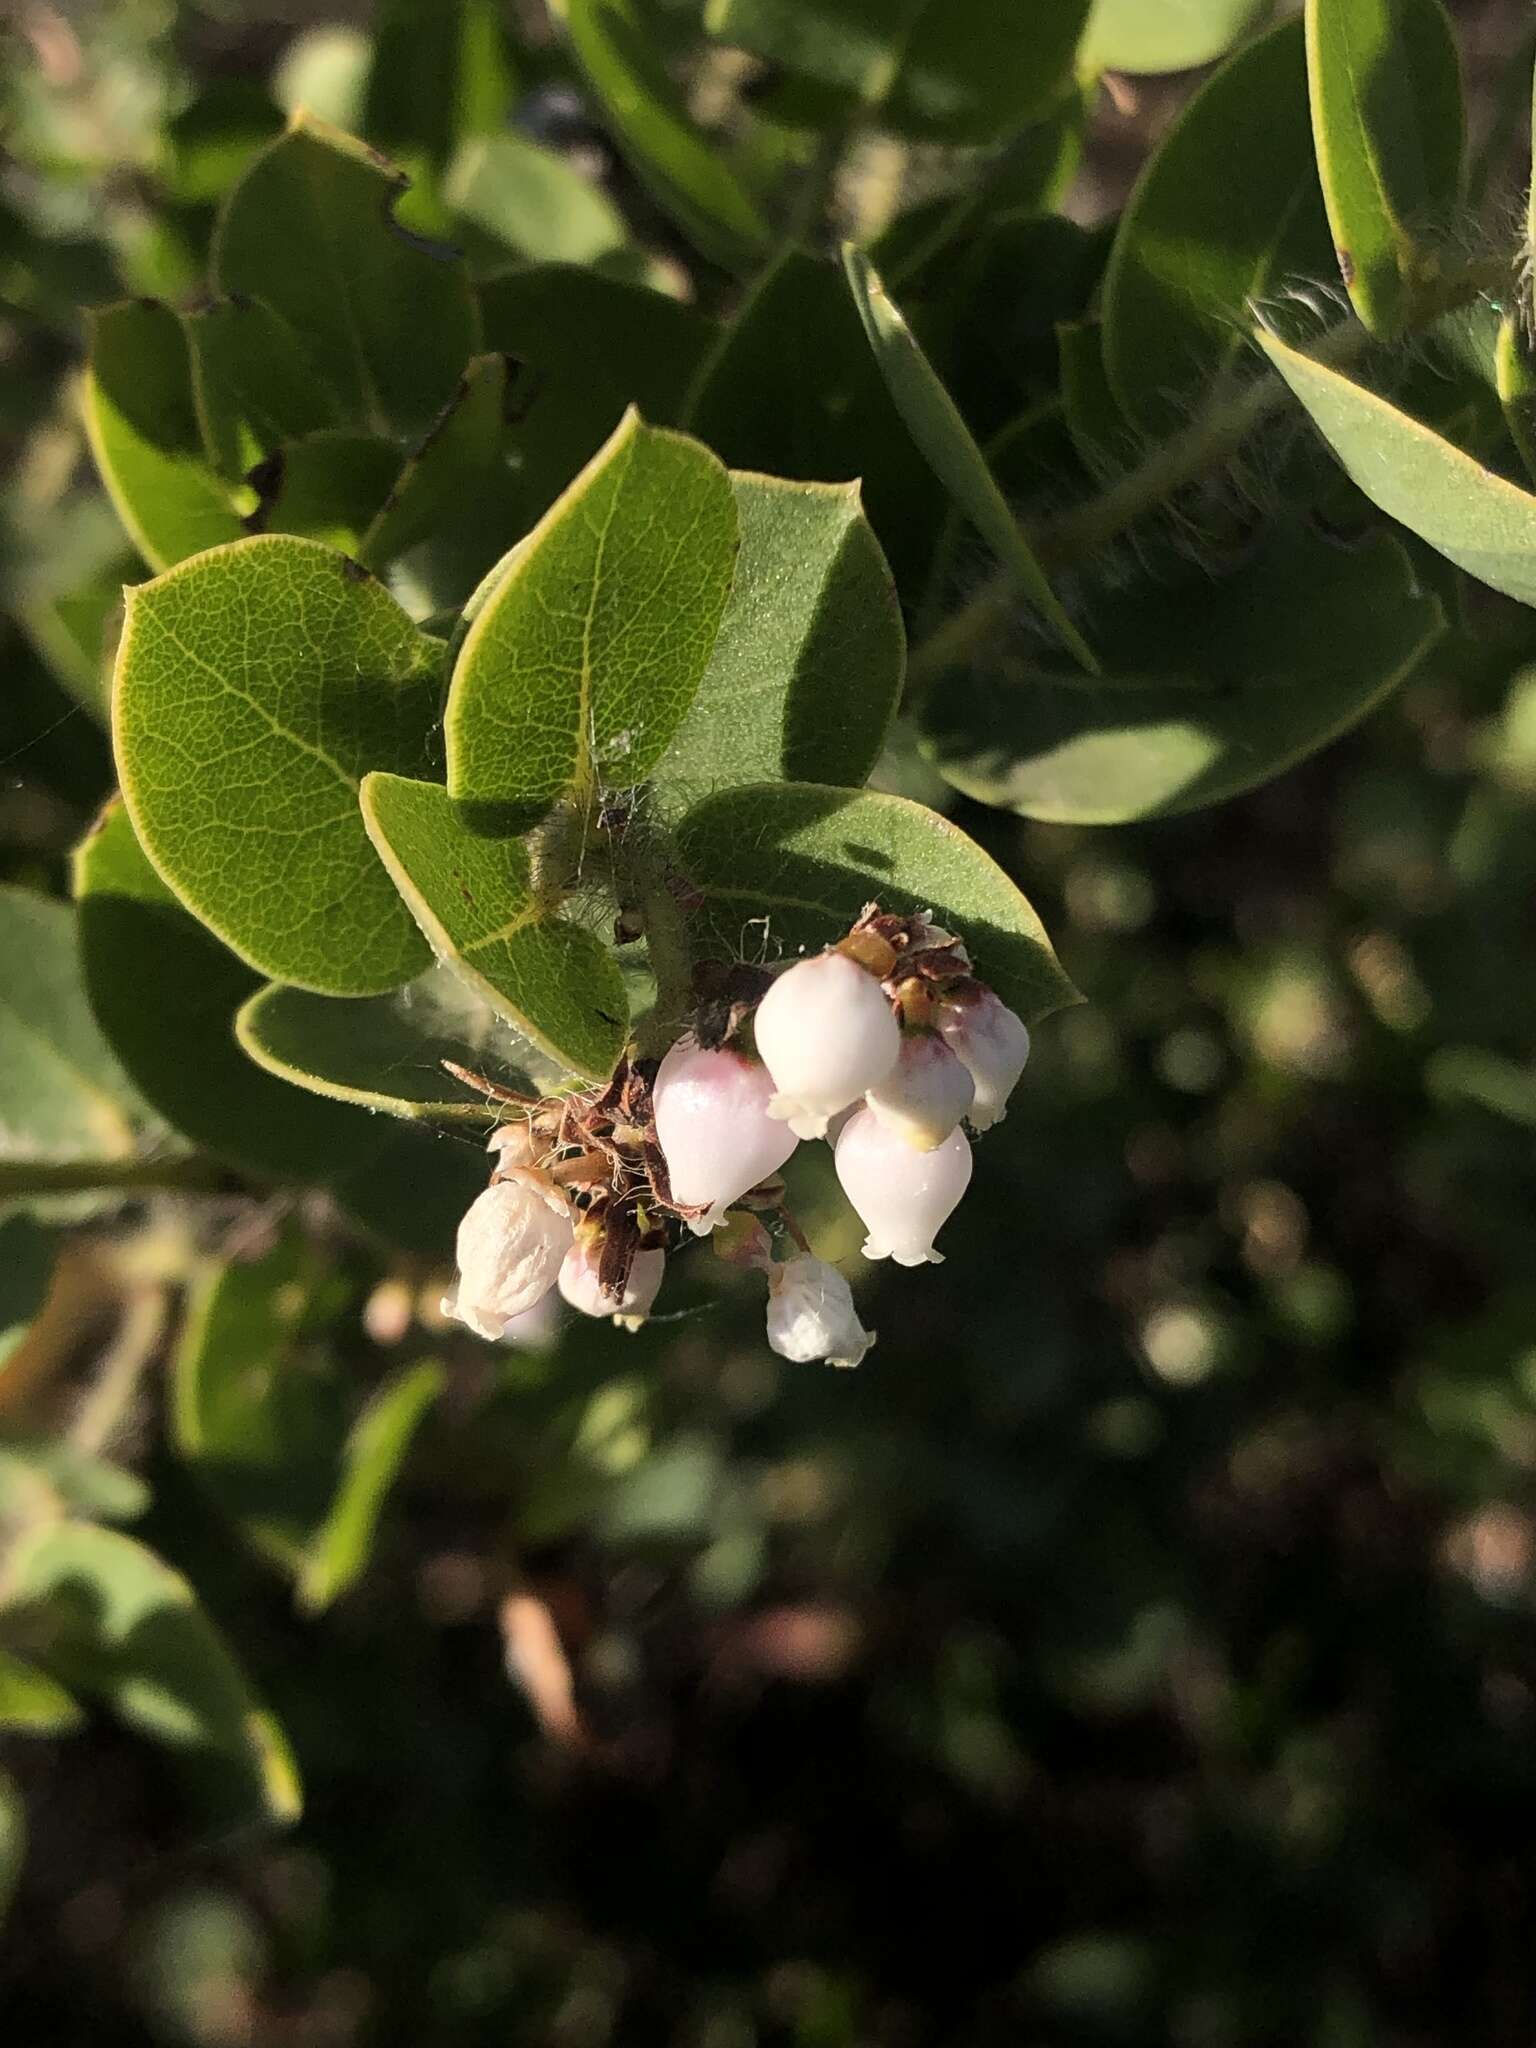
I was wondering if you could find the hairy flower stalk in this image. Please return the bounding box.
[440,901,1031,1357]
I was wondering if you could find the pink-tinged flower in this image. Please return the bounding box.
[558,1237,666,1321]
[935,985,1030,1131]
[754,951,900,1139]
[864,1030,975,1151]
[441,1170,574,1339]
[653,1040,799,1235]
[834,1106,972,1266]
[766,1256,875,1368]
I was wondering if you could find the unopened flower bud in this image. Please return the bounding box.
[864,1031,974,1151]
[558,1236,665,1321]
[754,951,900,1139]
[936,985,1030,1131]
[441,1170,574,1339]
[834,1106,972,1266]
[653,1040,798,1235]
[766,1255,875,1368]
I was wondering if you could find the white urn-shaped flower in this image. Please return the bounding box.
[935,985,1031,1132]
[653,1040,799,1234]
[833,1106,972,1266]
[754,951,900,1140]
[765,1255,875,1368]
[441,1169,574,1339]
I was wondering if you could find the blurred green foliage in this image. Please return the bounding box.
[5,3,1536,2046]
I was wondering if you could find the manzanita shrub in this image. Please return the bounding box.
[5,0,1536,1897]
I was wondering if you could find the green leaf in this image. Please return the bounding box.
[75,800,387,1178]
[1080,0,1266,75]
[0,1522,302,1828]
[840,243,1097,673]
[0,1772,23,1925]
[1261,327,1536,605]
[182,296,336,481]
[0,1439,150,1525]
[685,248,943,594]
[363,0,516,170]
[357,354,510,570]
[297,1362,445,1614]
[0,1650,84,1735]
[329,1127,487,1257]
[675,781,1079,1022]
[444,133,629,267]
[1100,20,1335,439]
[445,408,738,827]
[549,0,771,271]
[114,534,440,995]
[210,112,479,438]
[0,1216,54,1373]
[706,0,1091,141]
[1495,314,1536,485]
[82,301,245,573]
[235,970,542,1123]
[173,1226,347,1572]
[919,528,1442,822]
[361,773,629,1079]
[1304,0,1465,337]
[250,431,401,552]
[656,474,903,806]
[0,887,154,1171]
[479,264,716,522]
[1059,319,1138,481]
[872,94,1087,291]
[1428,1047,1536,1126]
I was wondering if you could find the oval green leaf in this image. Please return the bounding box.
[75,800,387,1178]
[173,1226,347,1573]
[920,527,1442,822]
[356,353,511,570]
[0,1651,83,1737]
[1100,19,1335,438]
[297,1361,445,1614]
[1305,0,1465,337]
[549,0,770,271]
[685,248,944,595]
[0,886,155,1173]
[114,534,440,994]
[655,474,903,808]
[1261,326,1536,604]
[235,969,543,1123]
[479,265,717,522]
[0,1522,302,1828]
[210,112,479,438]
[361,771,629,1079]
[675,781,1079,1022]
[83,301,246,574]
[841,243,1096,673]
[183,296,337,482]
[445,408,738,829]
[445,132,629,268]
[1079,0,1266,75]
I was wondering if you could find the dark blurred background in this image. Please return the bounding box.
[7,3,1536,2043]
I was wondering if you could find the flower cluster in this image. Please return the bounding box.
[441,907,1030,1370]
